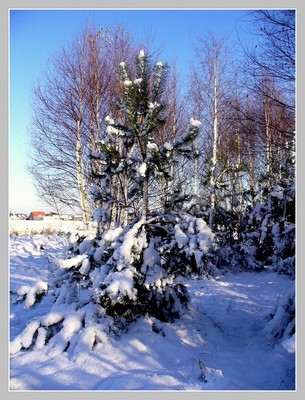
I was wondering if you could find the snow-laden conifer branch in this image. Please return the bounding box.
[10,213,217,356]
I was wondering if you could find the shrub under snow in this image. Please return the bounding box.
[10,213,216,357]
[264,283,295,341]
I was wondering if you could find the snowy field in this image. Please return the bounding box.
[9,219,96,235]
[9,233,295,391]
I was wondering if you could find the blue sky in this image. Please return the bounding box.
[9,9,250,214]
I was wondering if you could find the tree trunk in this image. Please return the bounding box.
[122,170,129,226]
[194,136,199,199]
[142,175,149,219]
[264,93,272,181]
[209,62,218,230]
[76,120,90,229]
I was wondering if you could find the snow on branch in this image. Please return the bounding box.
[190,117,202,127]
[17,282,48,309]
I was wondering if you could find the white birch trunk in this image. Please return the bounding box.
[209,61,218,230]
[76,120,90,229]
[194,136,199,198]
[122,171,129,227]
[264,95,272,179]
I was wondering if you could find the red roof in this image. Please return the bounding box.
[30,211,46,217]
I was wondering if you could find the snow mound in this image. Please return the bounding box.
[282,334,295,353]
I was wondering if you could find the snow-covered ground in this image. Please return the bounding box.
[9,219,96,235]
[9,233,295,391]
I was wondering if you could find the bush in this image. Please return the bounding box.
[10,213,216,356]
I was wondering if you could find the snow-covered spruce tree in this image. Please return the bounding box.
[243,136,295,275]
[220,139,295,275]
[211,148,295,275]
[10,214,215,357]
[91,50,199,229]
[10,51,217,357]
[213,183,295,275]
[264,283,295,342]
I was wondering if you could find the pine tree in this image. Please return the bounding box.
[91,50,199,229]
[223,137,295,276]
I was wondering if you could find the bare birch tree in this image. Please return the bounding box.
[243,10,295,110]
[28,26,136,226]
[190,34,238,229]
[239,9,295,182]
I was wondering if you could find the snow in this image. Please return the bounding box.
[138,49,145,59]
[108,218,146,272]
[106,125,119,135]
[104,269,137,301]
[133,78,143,85]
[163,141,173,151]
[138,162,147,177]
[16,285,31,296]
[42,311,64,327]
[78,235,95,254]
[103,226,124,243]
[104,115,114,125]
[123,80,133,87]
[56,254,87,269]
[24,281,48,309]
[10,234,295,390]
[141,239,166,288]
[174,224,189,249]
[148,101,159,110]
[79,257,91,275]
[47,313,85,358]
[35,327,48,350]
[142,240,161,270]
[147,141,158,151]
[20,320,41,349]
[10,219,93,235]
[282,334,295,353]
[263,282,295,340]
[190,117,202,127]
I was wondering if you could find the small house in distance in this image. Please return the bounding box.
[27,211,46,220]
[9,212,27,220]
